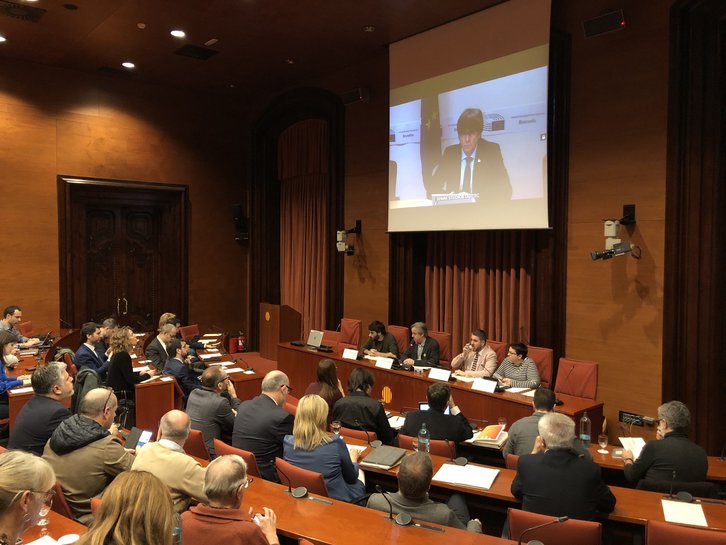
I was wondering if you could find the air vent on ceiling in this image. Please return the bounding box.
[0,0,46,22]
[174,44,218,61]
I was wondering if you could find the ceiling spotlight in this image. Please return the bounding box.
[170,29,186,38]
[121,61,136,69]
[0,35,6,43]
[362,25,375,33]
[284,58,295,65]
[204,38,218,46]
[137,22,146,30]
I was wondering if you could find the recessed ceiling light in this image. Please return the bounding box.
[204,38,218,47]
[362,25,375,33]
[170,30,186,38]
[137,22,146,30]
[122,61,136,69]
[0,36,6,43]
[284,58,295,65]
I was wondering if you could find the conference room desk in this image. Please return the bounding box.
[21,510,87,543]
[353,443,726,532]
[278,343,604,434]
[237,470,517,545]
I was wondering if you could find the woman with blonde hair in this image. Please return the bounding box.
[282,394,365,503]
[0,451,56,545]
[77,470,174,545]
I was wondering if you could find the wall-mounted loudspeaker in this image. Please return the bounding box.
[231,203,248,242]
[583,9,625,38]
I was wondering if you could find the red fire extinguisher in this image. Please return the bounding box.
[237,331,246,352]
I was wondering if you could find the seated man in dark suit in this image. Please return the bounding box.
[622,400,707,484]
[430,107,511,201]
[75,321,109,379]
[186,366,241,458]
[163,338,201,398]
[401,322,440,368]
[232,370,294,483]
[511,412,616,521]
[368,451,481,532]
[8,362,74,455]
[146,323,175,372]
[400,383,473,447]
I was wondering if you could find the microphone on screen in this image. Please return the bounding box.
[554,365,575,406]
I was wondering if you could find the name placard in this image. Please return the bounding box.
[428,368,451,381]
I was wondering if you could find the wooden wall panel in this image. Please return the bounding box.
[0,59,248,335]
[556,0,670,437]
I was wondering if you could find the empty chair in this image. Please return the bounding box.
[184,429,211,461]
[213,439,261,477]
[554,358,598,399]
[274,457,329,497]
[429,330,451,369]
[488,340,507,364]
[18,321,34,338]
[387,325,410,355]
[636,479,718,499]
[527,345,554,389]
[397,434,453,458]
[179,324,200,340]
[508,507,602,545]
[322,318,362,348]
[50,481,75,520]
[646,519,726,545]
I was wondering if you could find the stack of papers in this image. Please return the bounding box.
[388,415,405,429]
[661,499,707,527]
[470,425,507,448]
[433,463,499,490]
[619,437,646,459]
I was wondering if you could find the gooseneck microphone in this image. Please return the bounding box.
[272,459,308,499]
[554,366,575,406]
[446,440,468,466]
[375,485,412,526]
[517,516,568,545]
[355,419,382,448]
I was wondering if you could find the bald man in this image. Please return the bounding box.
[132,409,208,513]
[43,388,134,524]
[232,371,294,483]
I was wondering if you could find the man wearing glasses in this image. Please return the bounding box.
[232,371,294,483]
[42,388,134,525]
[492,342,540,389]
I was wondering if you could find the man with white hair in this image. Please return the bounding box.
[132,409,207,513]
[401,322,440,367]
[511,412,615,521]
[182,455,280,545]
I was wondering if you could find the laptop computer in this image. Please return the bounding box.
[306,329,324,348]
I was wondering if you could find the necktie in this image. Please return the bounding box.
[462,156,473,193]
[469,351,479,371]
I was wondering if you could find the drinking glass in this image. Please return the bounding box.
[497,417,507,431]
[330,420,341,435]
[37,499,52,527]
[597,433,609,454]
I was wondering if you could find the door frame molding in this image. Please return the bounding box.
[57,175,189,329]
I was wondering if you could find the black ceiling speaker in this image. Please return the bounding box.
[583,9,626,38]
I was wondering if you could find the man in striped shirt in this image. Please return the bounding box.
[493,342,540,389]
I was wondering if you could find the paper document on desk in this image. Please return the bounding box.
[661,499,707,527]
[132,365,149,374]
[507,387,532,394]
[25,536,58,545]
[520,389,536,398]
[10,386,33,394]
[347,444,367,457]
[198,353,220,361]
[433,463,499,490]
[209,361,234,367]
[388,415,405,429]
[619,437,646,459]
[453,375,476,383]
[226,367,245,374]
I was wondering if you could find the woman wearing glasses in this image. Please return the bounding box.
[0,451,55,545]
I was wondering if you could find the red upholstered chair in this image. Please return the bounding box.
[213,439,262,478]
[527,345,554,389]
[0,445,6,453]
[185,429,211,461]
[340,426,377,443]
[62,351,78,379]
[284,402,298,416]
[18,321,35,337]
[90,497,101,516]
[646,519,726,545]
[554,358,598,400]
[339,318,362,347]
[508,508,602,545]
[429,330,451,369]
[387,325,410,355]
[487,340,507,364]
[397,434,452,458]
[505,453,519,470]
[274,457,329,497]
[179,324,200,340]
[50,481,76,520]
[335,341,357,354]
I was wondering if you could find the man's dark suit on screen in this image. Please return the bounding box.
[74,344,109,378]
[400,408,473,445]
[8,395,72,455]
[431,139,511,201]
[145,337,168,371]
[186,388,240,458]
[232,394,294,483]
[402,336,440,367]
[511,448,616,521]
[163,357,201,398]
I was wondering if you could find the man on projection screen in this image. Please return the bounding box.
[433,108,511,202]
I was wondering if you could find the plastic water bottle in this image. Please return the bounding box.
[579,411,591,447]
[417,423,430,453]
[172,513,182,544]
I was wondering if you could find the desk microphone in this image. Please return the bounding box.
[354,419,382,448]
[517,515,568,545]
[720,443,725,461]
[446,440,468,466]
[375,485,412,526]
[554,366,575,406]
[59,317,74,330]
[271,460,308,499]
[664,469,676,500]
